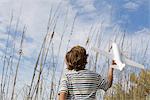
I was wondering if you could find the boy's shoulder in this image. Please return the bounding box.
[65,69,100,76]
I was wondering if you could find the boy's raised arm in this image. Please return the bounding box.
[107,60,116,88]
[59,92,66,100]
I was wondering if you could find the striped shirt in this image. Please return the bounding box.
[59,69,110,100]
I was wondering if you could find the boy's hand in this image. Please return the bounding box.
[112,60,117,65]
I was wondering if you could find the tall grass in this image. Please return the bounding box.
[11,26,26,100]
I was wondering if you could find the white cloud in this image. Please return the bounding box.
[135,28,150,35]
[123,2,139,11]
[123,0,148,11]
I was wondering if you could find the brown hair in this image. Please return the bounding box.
[65,45,88,71]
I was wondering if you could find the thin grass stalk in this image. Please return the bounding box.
[39,75,43,99]
[97,21,104,48]
[31,19,57,99]
[55,8,69,99]
[11,26,26,100]
[33,46,46,100]
[27,6,55,98]
[93,21,104,72]
[88,18,103,44]
[121,34,126,99]
[33,32,55,100]
[46,7,53,33]
[29,38,47,100]
[0,11,13,99]
[5,11,21,99]
[27,6,54,98]
[86,24,100,70]
[56,15,77,97]
[130,36,134,99]
[49,43,55,100]
[33,12,59,99]
[66,14,77,49]
[2,56,11,99]
[85,24,94,46]
[120,31,126,99]
[27,32,48,99]
[49,1,62,29]
[43,10,60,66]
[133,38,144,99]
[56,8,69,58]
[139,40,149,99]
[36,7,59,81]
[86,24,99,50]
[142,39,149,65]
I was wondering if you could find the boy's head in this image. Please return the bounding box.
[65,45,88,71]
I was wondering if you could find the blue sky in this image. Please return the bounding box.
[69,0,149,32]
[113,0,149,32]
[0,0,150,99]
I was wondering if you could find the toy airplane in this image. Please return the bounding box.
[92,42,144,71]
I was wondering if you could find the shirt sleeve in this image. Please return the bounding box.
[97,74,110,91]
[58,74,68,95]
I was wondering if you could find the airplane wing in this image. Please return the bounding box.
[92,47,144,70]
[122,56,144,69]
[92,47,125,71]
[92,47,113,59]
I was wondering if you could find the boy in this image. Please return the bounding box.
[58,45,115,100]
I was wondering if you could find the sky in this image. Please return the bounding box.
[0,0,150,99]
